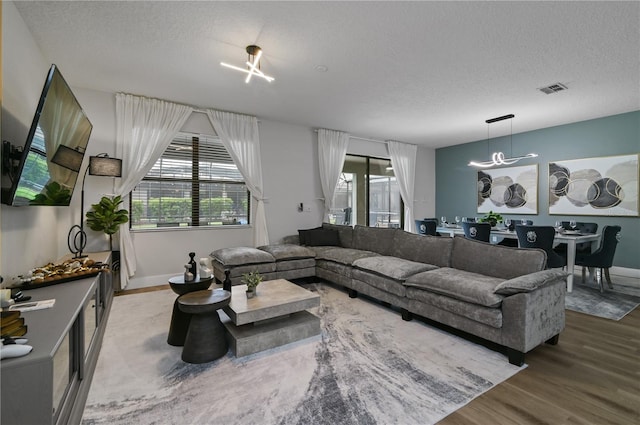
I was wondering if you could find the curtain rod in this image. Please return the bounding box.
[191,108,261,123]
[313,129,387,145]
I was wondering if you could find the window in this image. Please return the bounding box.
[130,133,249,229]
[331,155,403,228]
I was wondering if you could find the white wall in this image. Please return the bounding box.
[413,145,436,220]
[1,1,65,280]
[1,0,436,287]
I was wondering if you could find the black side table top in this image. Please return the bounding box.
[168,275,213,295]
[178,289,231,314]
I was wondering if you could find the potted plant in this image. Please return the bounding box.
[29,181,72,205]
[479,210,503,228]
[86,195,129,251]
[241,271,263,298]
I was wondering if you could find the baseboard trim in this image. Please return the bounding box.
[127,273,176,290]
[610,266,640,279]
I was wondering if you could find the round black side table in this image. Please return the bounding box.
[178,289,232,364]
[167,275,213,346]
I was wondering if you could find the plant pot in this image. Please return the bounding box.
[246,290,256,299]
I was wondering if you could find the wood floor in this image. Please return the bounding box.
[439,307,640,424]
[117,284,639,424]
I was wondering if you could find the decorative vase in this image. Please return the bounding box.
[184,263,194,282]
[199,257,212,279]
[223,270,232,292]
[188,252,197,277]
[246,289,256,299]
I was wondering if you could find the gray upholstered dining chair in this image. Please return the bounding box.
[575,225,621,293]
[515,225,567,269]
[461,221,491,243]
[415,219,437,236]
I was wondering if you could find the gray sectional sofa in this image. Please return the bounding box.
[211,223,568,365]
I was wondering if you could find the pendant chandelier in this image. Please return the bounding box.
[221,45,274,83]
[468,114,538,168]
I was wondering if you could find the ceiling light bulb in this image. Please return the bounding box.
[245,50,263,83]
[221,45,274,83]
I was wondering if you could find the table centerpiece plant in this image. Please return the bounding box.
[479,210,503,228]
[241,271,263,299]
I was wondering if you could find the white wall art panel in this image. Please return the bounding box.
[548,154,638,216]
[477,164,538,214]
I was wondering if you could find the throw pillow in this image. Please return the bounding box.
[301,228,340,246]
[493,269,569,295]
[298,226,322,245]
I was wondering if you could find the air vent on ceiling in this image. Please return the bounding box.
[539,83,568,94]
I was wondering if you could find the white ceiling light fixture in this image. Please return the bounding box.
[221,45,274,83]
[468,114,538,168]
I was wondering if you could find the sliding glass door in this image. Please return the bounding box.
[332,155,402,228]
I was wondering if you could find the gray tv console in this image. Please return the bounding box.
[1,252,113,425]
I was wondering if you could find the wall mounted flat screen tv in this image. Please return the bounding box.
[1,64,92,206]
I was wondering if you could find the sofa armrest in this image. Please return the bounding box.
[494,269,569,295]
[500,278,566,353]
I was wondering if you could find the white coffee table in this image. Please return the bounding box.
[221,279,320,357]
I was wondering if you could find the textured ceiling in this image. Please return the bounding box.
[13,1,640,148]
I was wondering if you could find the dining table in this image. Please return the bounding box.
[435,225,601,292]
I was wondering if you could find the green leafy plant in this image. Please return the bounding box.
[241,271,263,292]
[479,210,503,227]
[86,195,129,250]
[29,181,72,205]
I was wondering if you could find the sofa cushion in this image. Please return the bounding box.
[310,246,379,265]
[322,223,355,248]
[450,236,546,279]
[316,259,355,279]
[274,258,316,272]
[211,247,275,266]
[405,267,505,308]
[258,244,316,261]
[352,256,438,282]
[406,290,503,328]
[392,231,453,267]
[297,226,322,245]
[281,234,300,245]
[299,228,340,246]
[352,269,407,297]
[353,225,399,256]
[494,269,569,295]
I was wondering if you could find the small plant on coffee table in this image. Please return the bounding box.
[241,271,263,298]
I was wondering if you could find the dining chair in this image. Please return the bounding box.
[515,225,567,269]
[461,221,491,243]
[415,219,437,236]
[554,221,598,256]
[575,225,621,293]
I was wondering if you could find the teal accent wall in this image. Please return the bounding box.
[436,111,640,269]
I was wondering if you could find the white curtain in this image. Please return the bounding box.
[387,140,417,233]
[206,110,269,247]
[318,129,349,222]
[114,93,194,289]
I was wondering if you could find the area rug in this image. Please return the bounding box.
[82,283,522,425]
[565,282,640,321]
